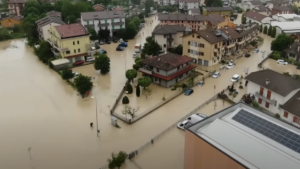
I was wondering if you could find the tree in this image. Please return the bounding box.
[141,37,162,57]
[271,34,293,52]
[107,151,127,169]
[131,0,141,5]
[205,0,222,7]
[271,27,277,38]
[0,28,11,41]
[126,22,138,39]
[242,93,255,104]
[94,53,110,74]
[22,13,43,45]
[94,0,110,6]
[88,28,97,41]
[175,45,183,55]
[122,106,139,119]
[125,69,137,82]
[35,41,54,63]
[126,83,133,94]
[267,25,272,36]
[263,25,268,34]
[136,84,140,97]
[292,5,299,14]
[138,76,151,89]
[54,0,64,11]
[241,14,246,24]
[74,75,93,98]
[61,68,74,80]
[259,24,262,33]
[145,0,154,16]
[122,96,129,104]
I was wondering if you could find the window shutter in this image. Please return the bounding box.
[188,41,190,45]
[293,116,297,122]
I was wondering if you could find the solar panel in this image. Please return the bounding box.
[232,109,300,154]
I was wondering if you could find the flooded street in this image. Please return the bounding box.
[0,15,298,169]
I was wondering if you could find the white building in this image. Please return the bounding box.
[272,14,300,21]
[239,0,264,11]
[179,0,199,12]
[158,0,178,6]
[80,11,126,37]
[35,11,65,41]
[266,21,300,36]
[246,69,300,127]
[152,25,188,51]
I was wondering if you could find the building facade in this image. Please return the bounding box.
[244,11,273,24]
[185,102,300,169]
[182,23,259,66]
[206,14,236,29]
[179,0,199,12]
[138,53,196,87]
[284,42,300,61]
[0,15,22,28]
[271,6,293,15]
[158,0,178,6]
[7,0,27,16]
[48,23,94,63]
[202,7,232,16]
[246,69,300,127]
[81,11,126,37]
[152,25,187,51]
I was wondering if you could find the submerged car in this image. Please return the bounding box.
[197,81,205,87]
[226,62,235,69]
[116,46,124,51]
[277,59,288,65]
[212,72,221,78]
[119,42,128,47]
[99,49,107,54]
[231,74,240,82]
[184,89,194,96]
[86,57,95,62]
[254,49,259,53]
[245,54,251,58]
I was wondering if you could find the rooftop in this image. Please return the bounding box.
[250,0,263,5]
[189,9,200,14]
[244,11,269,21]
[246,69,300,96]
[35,16,65,28]
[158,13,207,21]
[253,5,267,12]
[273,6,293,11]
[284,42,300,55]
[268,21,300,31]
[46,11,61,18]
[152,25,186,35]
[187,103,300,169]
[54,23,89,39]
[206,13,225,25]
[141,53,193,71]
[273,14,299,20]
[81,11,125,21]
[3,15,23,21]
[204,7,232,12]
[280,90,300,117]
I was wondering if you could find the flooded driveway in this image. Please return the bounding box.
[0,16,288,169]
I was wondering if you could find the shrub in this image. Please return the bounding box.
[126,83,133,94]
[252,101,260,108]
[239,85,244,89]
[275,113,280,118]
[122,96,129,104]
[271,51,281,60]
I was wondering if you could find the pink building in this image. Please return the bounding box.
[7,0,27,17]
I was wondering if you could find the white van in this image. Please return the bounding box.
[135,43,141,53]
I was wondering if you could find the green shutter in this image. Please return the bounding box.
[120,25,122,29]
[87,21,89,25]
[111,19,114,23]
[112,25,114,30]
[105,20,107,23]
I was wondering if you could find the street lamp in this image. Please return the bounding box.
[91,96,100,137]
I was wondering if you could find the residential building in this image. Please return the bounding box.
[202,7,232,16]
[127,9,142,17]
[0,15,22,28]
[188,9,200,15]
[48,23,94,63]
[246,69,300,127]
[7,0,27,16]
[158,14,207,31]
[93,4,105,11]
[244,11,273,24]
[138,53,196,87]
[295,0,300,9]
[35,11,65,41]
[80,11,126,37]
[152,25,188,51]
[240,0,264,11]
[265,0,292,10]
[252,5,271,16]
[206,14,236,29]
[272,6,293,15]
[284,42,300,61]
[272,13,300,21]
[182,23,259,66]
[179,0,199,12]
[158,0,178,6]
[184,102,300,169]
[264,21,300,36]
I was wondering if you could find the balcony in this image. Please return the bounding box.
[255,92,276,105]
[86,42,95,49]
[84,24,95,29]
[226,43,235,49]
[245,36,251,41]
[238,40,245,45]
[51,48,60,57]
[167,37,173,41]
[139,68,152,75]
[53,43,69,52]
[87,49,97,55]
[111,22,125,26]
[214,48,220,52]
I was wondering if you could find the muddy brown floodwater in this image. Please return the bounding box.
[0,16,297,169]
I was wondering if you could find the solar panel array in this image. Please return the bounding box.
[232,109,300,154]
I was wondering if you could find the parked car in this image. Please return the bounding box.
[133,53,138,58]
[86,57,95,62]
[73,60,84,66]
[212,72,221,78]
[277,59,288,65]
[116,46,124,51]
[177,114,206,130]
[99,49,107,54]
[226,62,235,69]
[254,49,259,53]
[119,38,124,42]
[106,40,111,44]
[72,72,79,77]
[99,41,104,45]
[119,42,128,47]
[231,74,240,82]
[95,42,100,49]
[113,38,118,43]
[196,81,204,87]
[177,120,189,130]
[184,89,194,96]
[245,54,251,58]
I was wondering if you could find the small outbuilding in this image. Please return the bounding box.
[51,58,70,70]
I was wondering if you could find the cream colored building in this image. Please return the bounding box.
[49,23,95,63]
[182,23,259,66]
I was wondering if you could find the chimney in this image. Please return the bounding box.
[266,79,271,85]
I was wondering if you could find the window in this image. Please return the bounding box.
[163,44,166,47]
[87,21,89,25]
[267,90,271,99]
[258,98,262,104]
[199,52,204,56]
[66,50,70,54]
[199,44,204,48]
[192,35,194,38]
[197,36,200,39]
[112,25,114,29]
[260,87,264,95]
[73,41,75,45]
[77,41,79,44]
[78,49,80,52]
[284,111,288,118]
[293,116,298,123]
[74,49,76,53]
[188,49,190,53]
[111,19,114,23]
[156,68,159,72]
[120,25,122,29]
[188,41,190,45]
[265,102,269,108]
[164,35,166,38]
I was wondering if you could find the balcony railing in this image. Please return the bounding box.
[51,48,60,57]
[255,92,275,105]
[245,36,251,41]
[53,43,69,52]
[226,43,235,49]
[86,42,95,49]
[238,40,245,45]
[139,68,152,75]
[167,37,173,41]
[214,48,220,52]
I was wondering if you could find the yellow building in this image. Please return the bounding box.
[0,15,22,28]
[206,14,236,29]
[48,23,94,63]
[202,7,233,16]
[294,0,300,9]
[182,24,259,66]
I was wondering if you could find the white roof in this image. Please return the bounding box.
[273,14,299,20]
[270,21,300,31]
[189,103,300,169]
[51,59,70,66]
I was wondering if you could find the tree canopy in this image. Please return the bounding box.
[94,53,110,74]
[141,37,162,58]
[205,0,222,7]
[34,41,54,63]
[61,68,74,80]
[271,34,293,52]
[74,75,93,98]
[107,151,127,169]
[145,0,155,16]
[138,76,151,89]
[126,69,138,82]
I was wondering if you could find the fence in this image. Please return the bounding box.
[258,52,272,67]
[110,82,127,115]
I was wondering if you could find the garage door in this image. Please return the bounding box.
[68,58,73,64]
[198,59,202,65]
[204,60,209,66]
[75,56,82,61]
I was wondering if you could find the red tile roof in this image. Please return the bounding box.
[54,23,89,39]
